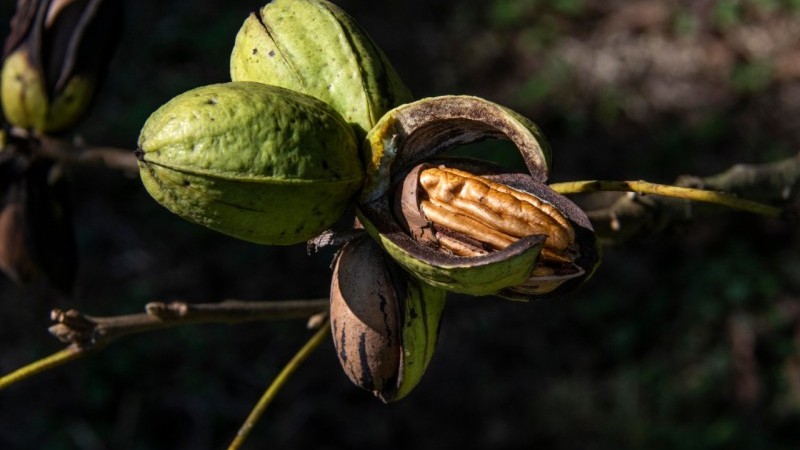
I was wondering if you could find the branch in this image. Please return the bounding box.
[1,299,329,390]
[36,135,139,174]
[555,153,800,243]
[550,180,782,217]
[0,346,85,390]
[48,299,330,347]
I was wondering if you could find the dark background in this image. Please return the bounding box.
[1,1,800,448]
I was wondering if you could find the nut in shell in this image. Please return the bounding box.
[330,236,446,402]
[0,153,77,292]
[357,96,599,299]
[397,163,587,296]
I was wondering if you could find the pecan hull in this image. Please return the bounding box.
[357,96,599,299]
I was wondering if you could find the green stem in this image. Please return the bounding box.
[549,180,783,218]
[227,322,331,450]
[0,346,89,390]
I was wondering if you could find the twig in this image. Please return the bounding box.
[549,180,782,217]
[553,153,800,243]
[48,299,330,346]
[0,299,329,391]
[36,135,138,174]
[227,321,331,450]
[0,346,86,390]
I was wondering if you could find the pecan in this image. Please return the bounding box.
[358,95,599,299]
[399,164,580,271]
[330,236,446,402]
[417,166,577,263]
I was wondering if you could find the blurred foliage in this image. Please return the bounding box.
[1,0,799,449]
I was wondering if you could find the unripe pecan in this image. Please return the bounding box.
[136,82,364,245]
[230,0,413,139]
[1,0,123,133]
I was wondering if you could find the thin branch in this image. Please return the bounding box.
[49,299,330,346]
[227,321,331,450]
[1,299,329,391]
[37,135,138,174]
[549,180,782,217]
[0,346,86,390]
[556,153,800,243]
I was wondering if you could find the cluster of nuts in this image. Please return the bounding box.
[0,0,123,292]
[135,0,600,402]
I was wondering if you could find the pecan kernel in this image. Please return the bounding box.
[416,166,577,264]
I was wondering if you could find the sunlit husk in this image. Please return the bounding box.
[357,96,599,299]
